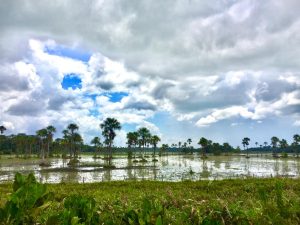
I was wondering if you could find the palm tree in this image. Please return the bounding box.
[36,129,48,160]
[255,142,258,148]
[0,125,7,154]
[62,129,71,157]
[271,136,280,157]
[187,138,192,146]
[198,137,209,158]
[91,136,101,158]
[46,125,56,158]
[67,123,79,158]
[178,141,182,152]
[137,127,151,157]
[263,141,268,148]
[53,138,63,156]
[126,132,136,158]
[100,118,121,164]
[27,135,37,156]
[242,137,250,158]
[187,138,192,154]
[279,139,288,150]
[73,133,83,157]
[0,125,7,134]
[293,134,300,157]
[67,123,79,133]
[151,135,161,158]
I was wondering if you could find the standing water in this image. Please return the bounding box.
[0,154,299,183]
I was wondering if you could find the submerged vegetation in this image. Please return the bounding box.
[1,173,300,224]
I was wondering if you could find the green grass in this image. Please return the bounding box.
[1,176,300,224]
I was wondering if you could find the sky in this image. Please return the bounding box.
[0,0,300,147]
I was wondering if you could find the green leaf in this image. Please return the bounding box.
[155,215,163,225]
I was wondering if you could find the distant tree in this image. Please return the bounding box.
[187,138,192,154]
[211,142,221,155]
[126,132,135,149]
[293,134,300,157]
[271,136,280,157]
[126,132,139,158]
[271,136,279,148]
[279,139,288,150]
[27,135,37,156]
[73,133,83,156]
[91,136,101,157]
[0,125,7,154]
[160,144,168,156]
[263,141,268,147]
[0,125,7,134]
[137,127,151,156]
[36,129,48,160]
[46,125,56,158]
[62,129,71,157]
[67,123,79,157]
[187,138,192,146]
[100,118,121,163]
[151,135,161,158]
[223,142,233,152]
[242,137,250,157]
[178,141,182,150]
[53,138,63,156]
[255,142,258,148]
[198,137,209,158]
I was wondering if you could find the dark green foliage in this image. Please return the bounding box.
[123,197,164,225]
[47,195,100,225]
[0,173,53,224]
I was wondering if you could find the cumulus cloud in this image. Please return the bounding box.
[0,0,300,145]
[196,106,254,127]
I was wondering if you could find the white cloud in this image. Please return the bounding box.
[0,1,300,145]
[196,106,254,127]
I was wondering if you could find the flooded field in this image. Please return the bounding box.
[1,154,300,183]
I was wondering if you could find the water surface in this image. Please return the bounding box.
[1,154,299,183]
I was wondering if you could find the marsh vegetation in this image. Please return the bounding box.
[1,173,300,224]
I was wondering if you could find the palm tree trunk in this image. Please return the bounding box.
[47,141,50,158]
[41,141,45,160]
[109,143,112,165]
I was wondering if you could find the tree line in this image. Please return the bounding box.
[1,122,299,160]
[241,135,300,157]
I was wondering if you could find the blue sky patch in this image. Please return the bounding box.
[45,45,91,62]
[89,109,99,117]
[61,74,82,90]
[106,92,128,102]
[84,92,129,103]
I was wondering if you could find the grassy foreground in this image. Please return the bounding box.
[1,175,300,224]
